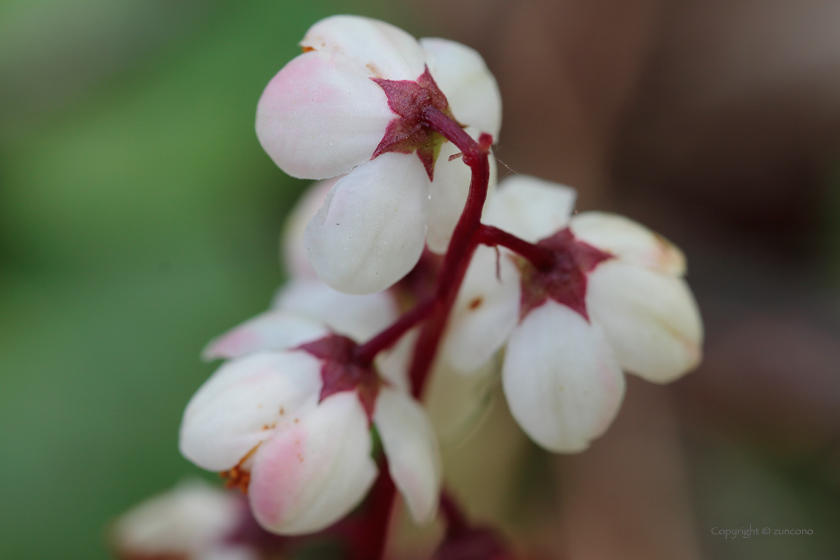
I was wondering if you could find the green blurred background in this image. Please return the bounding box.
[0,1,422,558]
[3,1,840,559]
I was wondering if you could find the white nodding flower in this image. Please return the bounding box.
[180,351,442,535]
[256,15,501,294]
[112,479,257,560]
[446,175,703,452]
[184,276,441,535]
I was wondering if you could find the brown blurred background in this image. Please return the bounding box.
[420,1,840,559]
[1,1,839,559]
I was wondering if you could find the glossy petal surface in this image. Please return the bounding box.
[483,175,576,242]
[304,153,429,294]
[441,246,519,374]
[586,261,703,383]
[256,50,392,179]
[179,352,322,471]
[301,15,426,80]
[570,212,686,275]
[249,392,377,535]
[202,312,327,361]
[273,278,398,342]
[502,302,625,452]
[374,387,442,524]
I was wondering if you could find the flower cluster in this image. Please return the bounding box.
[256,15,501,294]
[444,175,702,451]
[181,275,441,535]
[169,13,704,557]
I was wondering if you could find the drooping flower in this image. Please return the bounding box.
[441,176,703,452]
[182,279,441,535]
[112,479,257,560]
[256,15,501,294]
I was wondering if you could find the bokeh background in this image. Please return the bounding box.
[1,1,839,559]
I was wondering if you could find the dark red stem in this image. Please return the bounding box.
[407,107,492,397]
[352,457,397,560]
[363,108,492,560]
[476,224,555,269]
[354,298,434,366]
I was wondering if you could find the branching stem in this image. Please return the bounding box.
[476,224,555,269]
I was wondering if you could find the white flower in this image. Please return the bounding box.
[444,176,703,452]
[202,277,398,362]
[256,15,501,294]
[112,479,256,560]
[182,279,441,535]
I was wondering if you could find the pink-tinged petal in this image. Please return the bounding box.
[249,392,377,535]
[202,311,327,361]
[374,387,442,524]
[255,50,393,180]
[440,246,519,374]
[586,261,703,383]
[273,278,399,342]
[113,479,244,558]
[179,352,322,471]
[570,212,686,275]
[282,178,338,279]
[301,16,426,80]
[484,176,577,242]
[502,302,626,453]
[426,134,498,254]
[420,38,502,139]
[304,153,429,294]
[424,357,499,446]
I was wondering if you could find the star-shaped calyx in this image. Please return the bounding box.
[371,66,455,180]
[297,334,382,422]
[517,229,613,321]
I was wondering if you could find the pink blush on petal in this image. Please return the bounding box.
[248,425,309,528]
[205,329,261,360]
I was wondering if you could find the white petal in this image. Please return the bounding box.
[202,311,328,361]
[249,392,377,535]
[484,175,577,242]
[256,49,393,180]
[420,38,502,139]
[502,302,625,453]
[586,261,703,383]
[273,278,399,342]
[570,212,686,275]
[426,136,498,254]
[304,153,429,294]
[113,480,243,557]
[424,357,499,446]
[282,179,338,279]
[440,245,519,374]
[179,352,322,471]
[375,328,416,392]
[374,388,442,524]
[302,16,426,80]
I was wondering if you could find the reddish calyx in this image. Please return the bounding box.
[518,229,613,321]
[372,67,456,180]
[298,334,382,422]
